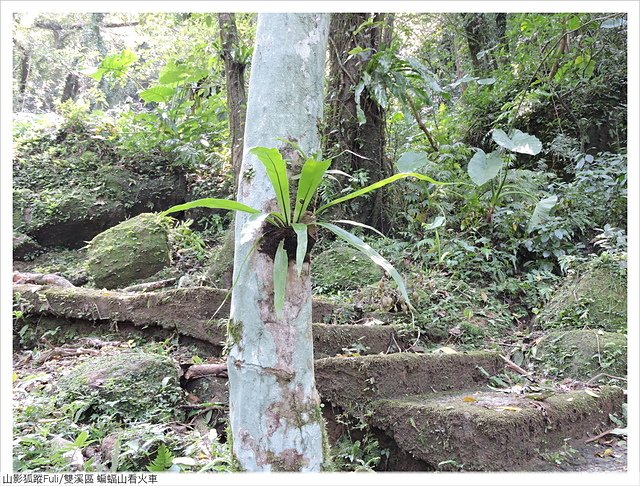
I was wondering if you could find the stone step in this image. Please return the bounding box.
[186,351,503,407]
[315,352,504,406]
[369,386,625,471]
[14,284,406,357]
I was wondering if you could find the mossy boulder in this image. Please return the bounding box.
[56,351,182,423]
[13,118,189,249]
[535,329,627,380]
[536,253,627,332]
[85,213,171,289]
[14,187,127,249]
[13,232,42,260]
[312,245,383,293]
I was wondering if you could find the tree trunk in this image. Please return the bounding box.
[495,13,509,56]
[228,13,330,472]
[15,44,32,111]
[461,13,497,76]
[324,13,394,232]
[61,72,80,102]
[218,13,247,190]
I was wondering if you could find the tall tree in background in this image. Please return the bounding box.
[325,13,394,231]
[218,12,247,189]
[228,13,330,471]
[460,13,497,76]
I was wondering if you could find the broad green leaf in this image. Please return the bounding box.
[291,223,308,277]
[160,198,260,217]
[527,195,558,233]
[159,64,189,84]
[293,157,331,222]
[317,222,411,308]
[331,220,385,237]
[317,172,446,215]
[450,75,477,88]
[92,50,138,80]
[348,46,368,56]
[369,80,388,109]
[567,15,581,31]
[396,152,428,173]
[467,150,503,186]
[249,147,291,223]
[423,216,445,231]
[273,240,288,319]
[492,129,542,155]
[139,86,176,103]
[477,77,496,85]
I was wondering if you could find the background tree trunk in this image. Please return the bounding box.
[228,13,330,472]
[461,13,497,76]
[324,13,394,232]
[218,13,247,190]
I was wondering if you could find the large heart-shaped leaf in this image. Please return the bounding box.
[492,129,542,155]
[467,150,503,186]
[527,195,558,233]
[396,152,428,173]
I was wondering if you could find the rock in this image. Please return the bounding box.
[535,329,627,381]
[13,271,74,288]
[85,213,172,289]
[29,188,127,249]
[311,244,383,292]
[536,253,627,332]
[14,170,187,250]
[56,351,182,423]
[13,232,42,260]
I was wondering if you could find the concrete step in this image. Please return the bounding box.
[14,284,406,357]
[315,352,504,406]
[369,386,625,471]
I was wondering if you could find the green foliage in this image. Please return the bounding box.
[163,146,446,313]
[84,50,138,82]
[146,444,174,472]
[55,351,183,424]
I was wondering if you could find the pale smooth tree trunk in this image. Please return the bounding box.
[228,13,330,472]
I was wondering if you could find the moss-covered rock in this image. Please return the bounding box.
[85,213,171,289]
[535,329,627,380]
[536,253,627,332]
[13,232,42,260]
[312,245,383,293]
[56,351,182,423]
[13,118,189,249]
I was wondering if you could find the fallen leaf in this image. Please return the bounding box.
[434,346,458,355]
[585,389,600,398]
[462,396,477,403]
[566,397,574,402]
[596,448,614,458]
[495,406,522,412]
